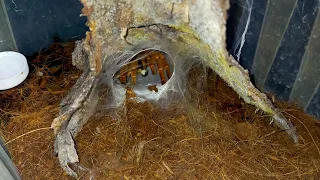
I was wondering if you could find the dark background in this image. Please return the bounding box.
[2,0,87,55]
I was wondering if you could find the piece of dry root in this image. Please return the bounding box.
[51,71,99,177]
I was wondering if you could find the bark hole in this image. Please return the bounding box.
[114,49,173,99]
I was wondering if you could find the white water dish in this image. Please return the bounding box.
[0,51,29,90]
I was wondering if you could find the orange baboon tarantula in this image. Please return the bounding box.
[116,50,172,86]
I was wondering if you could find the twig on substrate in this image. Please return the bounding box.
[5,127,51,145]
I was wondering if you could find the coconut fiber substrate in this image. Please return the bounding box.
[0,42,320,180]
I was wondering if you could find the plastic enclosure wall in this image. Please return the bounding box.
[0,0,16,52]
[1,0,88,56]
[230,0,320,119]
[0,137,21,180]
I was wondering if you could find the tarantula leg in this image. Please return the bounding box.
[155,54,167,85]
[126,86,136,98]
[119,64,128,84]
[141,59,147,69]
[125,61,137,85]
[130,60,139,85]
[146,54,157,75]
[160,53,171,78]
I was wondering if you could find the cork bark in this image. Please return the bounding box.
[52,0,298,177]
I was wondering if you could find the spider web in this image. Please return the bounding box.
[231,0,253,62]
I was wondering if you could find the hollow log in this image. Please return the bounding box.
[51,0,298,177]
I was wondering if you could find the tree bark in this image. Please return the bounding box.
[52,0,298,177]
